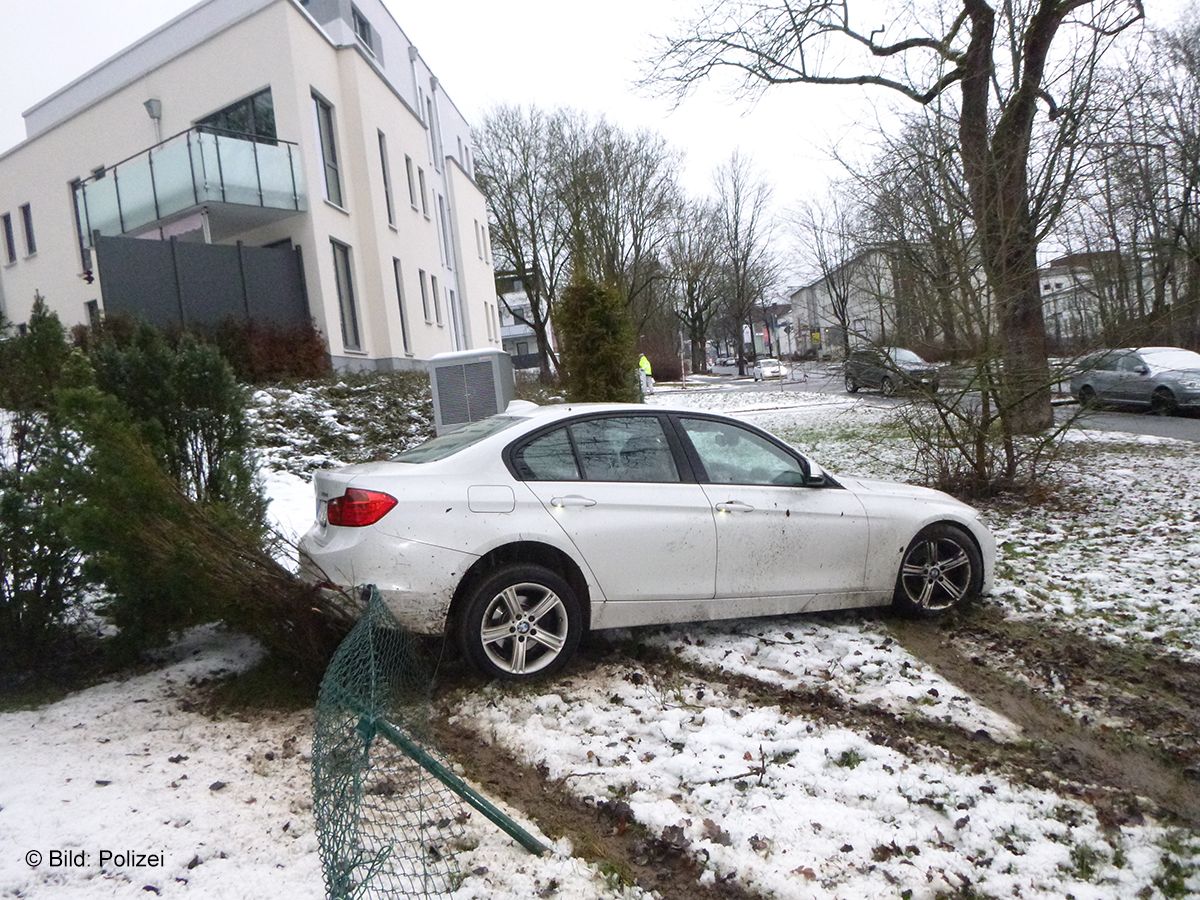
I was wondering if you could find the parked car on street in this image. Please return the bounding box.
[710,357,740,375]
[1070,346,1200,415]
[299,404,995,681]
[751,358,785,380]
[845,347,939,395]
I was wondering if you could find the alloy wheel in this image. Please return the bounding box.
[899,537,972,612]
[478,582,569,676]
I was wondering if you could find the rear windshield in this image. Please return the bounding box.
[394,416,524,463]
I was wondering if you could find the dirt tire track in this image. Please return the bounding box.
[433,714,761,900]
[586,638,1200,830]
[906,606,1200,775]
[887,615,1200,828]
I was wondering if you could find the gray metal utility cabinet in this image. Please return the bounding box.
[428,348,516,435]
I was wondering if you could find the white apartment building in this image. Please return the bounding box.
[0,0,501,370]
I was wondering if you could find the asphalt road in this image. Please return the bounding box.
[682,370,1200,443]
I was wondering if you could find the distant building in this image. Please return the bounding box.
[496,272,555,371]
[0,0,500,370]
[789,248,919,357]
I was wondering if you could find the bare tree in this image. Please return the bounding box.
[475,106,572,381]
[715,152,776,374]
[565,119,682,330]
[668,200,724,373]
[1056,11,1200,347]
[649,0,1144,432]
[794,189,864,356]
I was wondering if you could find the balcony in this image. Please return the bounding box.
[74,126,306,248]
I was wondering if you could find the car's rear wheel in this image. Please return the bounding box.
[1078,384,1097,408]
[880,375,897,397]
[845,374,859,393]
[892,524,982,618]
[459,564,583,681]
[1150,387,1177,416]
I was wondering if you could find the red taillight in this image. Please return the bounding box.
[326,488,397,527]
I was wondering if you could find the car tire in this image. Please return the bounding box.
[459,564,583,681]
[1078,385,1097,409]
[892,523,983,618]
[845,374,859,393]
[1150,387,1177,416]
[880,376,897,397]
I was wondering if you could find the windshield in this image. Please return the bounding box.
[759,359,781,366]
[887,348,925,364]
[1142,348,1200,371]
[394,415,525,463]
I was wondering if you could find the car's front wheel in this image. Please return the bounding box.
[1150,387,1177,416]
[880,375,897,397]
[892,524,982,618]
[845,374,859,393]
[1078,384,1098,408]
[459,564,583,681]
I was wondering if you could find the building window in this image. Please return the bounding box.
[474,220,483,259]
[2,214,16,264]
[378,131,395,226]
[431,274,442,325]
[426,96,441,169]
[313,93,343,207]
[405,155,417,208]
[331,240,361,350]
[417,167,429,216]
[419,269,431,322]
[392,258,411,354]
[85,299,101,329]
[19,204,36,255]
[351,6,374,55]
[198,88,276,142]
[438,196,452,269]
[482,224,491,263]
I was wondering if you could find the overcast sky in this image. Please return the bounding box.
[0,0,1189,280]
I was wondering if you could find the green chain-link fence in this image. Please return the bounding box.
[312,587,545,899]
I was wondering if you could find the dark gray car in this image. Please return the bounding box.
[1070,346,1200,414]
[844,347,939,396]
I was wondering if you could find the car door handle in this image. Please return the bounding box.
[550,495,597,508]
[715,500,755,513]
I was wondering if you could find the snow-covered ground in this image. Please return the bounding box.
[452,665,1196,898]
[5,383,1198,898]
[0,625,647,899]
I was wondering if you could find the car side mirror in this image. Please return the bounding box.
[1136,364,1149,375]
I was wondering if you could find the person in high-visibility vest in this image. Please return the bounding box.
[638,353,654,396]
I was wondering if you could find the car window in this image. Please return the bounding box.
[512,427,579,480]
[888,348,923,364]
[394,415,524,463]
[679,417,807,486]
[1116,354,1145,373]
[568,416,680,483]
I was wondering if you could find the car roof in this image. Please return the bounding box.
[513,402,722,424]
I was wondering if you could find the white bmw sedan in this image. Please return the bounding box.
[299,403,994,681]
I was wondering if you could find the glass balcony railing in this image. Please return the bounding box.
[74,127,306,248]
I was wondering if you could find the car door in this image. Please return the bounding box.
[1090,351,1123,401]
[510,414,717,603]
[1113,352,1151,404]
[672,415,870,599]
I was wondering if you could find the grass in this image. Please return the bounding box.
[201,652,322,714]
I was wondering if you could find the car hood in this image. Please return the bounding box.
[838,475,972,510]
[1151,365,1200,378]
